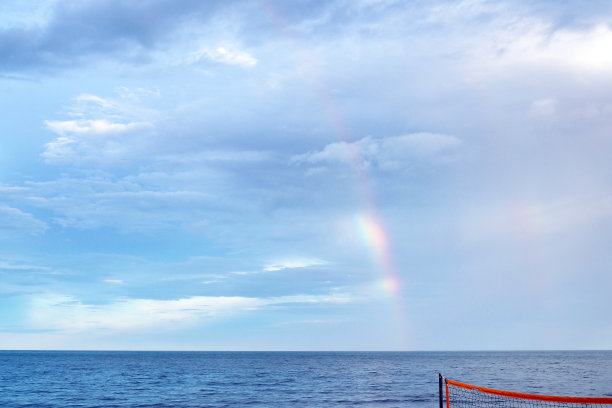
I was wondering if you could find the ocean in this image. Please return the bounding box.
[1,351,611,407]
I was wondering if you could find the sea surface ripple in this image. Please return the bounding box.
[1,351,611,407]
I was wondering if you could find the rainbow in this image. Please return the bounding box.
[258,0,410,348]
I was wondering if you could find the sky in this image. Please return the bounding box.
[1,0,612,351]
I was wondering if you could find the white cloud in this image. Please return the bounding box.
[292,138,369,166]
[41,90,160,165]
[45,119,149,135]
[28,179,218,231]
[292,133,462,170]
[186,46,258,68]
[69,91,159,121]
[72,94,115,112]
[2,164,255,233]
[26,292,352,333]
[264,257,327,272]
[103,279,124,285]
[27,294,259,332]
[467,22,612,79]
[41,119,153,164]
[530,97,557,117]
[0,259,47,271]
[114,87,161,101]
[0,205,48,236]
[545,24,612,72]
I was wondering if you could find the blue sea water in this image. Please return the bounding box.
[0,351,611,407]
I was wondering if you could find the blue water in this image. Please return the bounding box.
[0,351,611,407]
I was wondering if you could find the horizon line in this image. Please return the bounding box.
[1,349,610,352]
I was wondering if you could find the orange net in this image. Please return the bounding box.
[441,375,612,408]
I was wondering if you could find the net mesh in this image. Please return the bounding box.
[444,378,612,408]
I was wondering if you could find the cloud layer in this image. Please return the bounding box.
[1,0,612,350]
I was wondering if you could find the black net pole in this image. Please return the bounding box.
[439,373,444,408]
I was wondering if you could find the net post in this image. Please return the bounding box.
[439,373,444,408]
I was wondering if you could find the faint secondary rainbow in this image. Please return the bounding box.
[258,0,409,347]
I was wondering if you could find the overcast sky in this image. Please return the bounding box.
[1,0,612,351]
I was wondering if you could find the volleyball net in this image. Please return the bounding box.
[439,374,612,408]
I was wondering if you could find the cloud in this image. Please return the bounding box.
[465,20,612,80]
[25,292,352,333]
[0,205,48,236]
[3,0,612,351]
[0,259,48,271]
[25,178,220,231]
[185,46,257,68]
[69,91,160,119]
[42,119,154,164]
[0,0,245,73]
[530,97,557,117]
[292,133,462,170]
[45,119,150,135]
[103,279,124,285]
[40,89,274,170]
[1,0,609,80]
[41,90,157,165]
[26,293,257,332]
[263,257,327,272]
[9,144,277,234]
